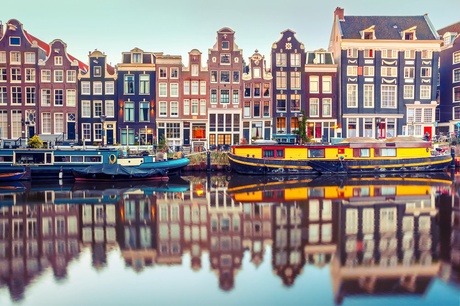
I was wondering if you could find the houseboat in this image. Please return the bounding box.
[228,137,453,175]
[0,147,190,179]
[72,164,169,182]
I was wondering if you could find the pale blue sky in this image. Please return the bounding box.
[2,0,459,67]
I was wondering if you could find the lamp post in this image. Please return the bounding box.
[100,114,106,146]
[375,118,380,139]
[298,112,304,144]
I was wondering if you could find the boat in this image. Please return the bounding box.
[0,167,31,181]
[0,147,190,179]
[228,137,453,175]
[72,164,169,182]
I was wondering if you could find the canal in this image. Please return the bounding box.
[0,172,459,306]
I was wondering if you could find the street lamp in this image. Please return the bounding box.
[100,114,106,146]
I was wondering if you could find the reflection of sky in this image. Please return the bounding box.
[2,246,459,306]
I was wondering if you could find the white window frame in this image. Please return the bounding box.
[381,85,397,108]
[363,84,374,108]
[347,84,358,108]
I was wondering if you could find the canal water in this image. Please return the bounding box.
[0,172,459,306]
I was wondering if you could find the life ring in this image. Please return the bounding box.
[109,154,117,164]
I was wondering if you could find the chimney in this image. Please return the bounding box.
[0,21,3,40]
[334,7,344,21]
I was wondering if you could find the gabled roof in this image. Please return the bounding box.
[438,21,460,37]
[23,30,88,72]
[339,15,439,40]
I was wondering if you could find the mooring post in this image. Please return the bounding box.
[450,146,456,168]
[207,150,211,172]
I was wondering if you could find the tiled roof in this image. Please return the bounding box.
[23,30,88,72]
[438,21,460,36]
[339,15,438,40]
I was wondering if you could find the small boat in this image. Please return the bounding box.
[72,164,169,182]
[0,168,31,181]
[228,137,453,175]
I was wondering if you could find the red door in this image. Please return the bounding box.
[423,127,432,140]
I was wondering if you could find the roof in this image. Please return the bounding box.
[339,15,439,40]
[438,21,460,37]
[23,30,88,72]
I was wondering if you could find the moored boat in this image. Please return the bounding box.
[72,164,168,182]
[228,137,453,175]
[0,167,31,181]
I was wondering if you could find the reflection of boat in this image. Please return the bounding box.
[0,148,190,179]
[228,137,452,175]
[227,172,453,203]
[72,164,169,182]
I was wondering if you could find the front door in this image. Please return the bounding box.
[67,122,76,140]
[107,129,114,145]
[423,126,432,140]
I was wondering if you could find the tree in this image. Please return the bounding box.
[28,135,43,148]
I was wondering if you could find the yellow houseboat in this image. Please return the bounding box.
[228,137,453,175]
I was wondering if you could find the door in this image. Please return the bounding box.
[423,126,432,141]
[67,122,75,140]
[107,129,114,145]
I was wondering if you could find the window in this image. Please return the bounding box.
[220,54,230,64]
[93,101,102,118]
[222,41,229,49]
[159,83,167,97]
[290,72,301,89]
[275,53,287,66]
[10,52,21,64]
[347,66,358,76]
[347,84,357,107]
[233,71,240,83]
[263,83,270,97]
[41,89,51,106]
[220,89,229,104]
[382,49,397,59]
[66,70,76,83]
[11,87,21,104]
[263,101,270,117]
[244,84,251,97]
[54,89,63,106]
[139,75,150,94]
[66,89,76,107]
[364,49,374,58]
[276,71,287,89]
[105,101,114,117]
[183,99,190,115]
[420,85,431,99]
[159,68,167,78]
[291,94,300,112]
[421,50,432,59]
[232,89,239,104]
[453,69,460,83]
[290,53,301,67]
[121,75,134,95]
[454,51,460,64]
[0,68,6,82]
[159,101,167,116]
[0,51,6,63]
[170,83,179,97]
[191,81,199,95]
[140,101,150,121]
[363,66,374,76]
[347,118,357,137]
[183,81,190,95]
[11,68,21,82]
[191,64,199,76]
[220,71,230,83]
[421,67,431,77]
[310,98,319,117]
[93,66,101,77]
[364,84,374,108]
[170,68,178,78]
[347,49,358,58]
[405,50,416,59]
[41,70,51,82]
[363,31,374,39]
[82,123,91,141]
[276,117,286,133]
[200,99,206,115]
[244,102,250,117]
[81,100,91,117]
[93,82,102,95]
[322,76,332,93]
[381,67,397,77]
[323,98,332,117]
[54,113,64,134]
[276,94,286,112]
[42,113,51,134]
[124,101,134,121]
[0,87,7,104]
[381,85,397,108]
[404,85,414,99]
[54,56,63,66]
[54,70,63,82]
[200,81,206,95]
[210,89,217,104]
[191,99,198,115]
[454,106,460,120]
[454,87,460,102]
[404,67,415,78]
[25,52,35,64]
[170,101,178,117]
[81,81,90,95]
[105,81,114,94]
[211,71,217,82]
[26,87,35,105]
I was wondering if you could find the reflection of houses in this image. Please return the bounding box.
[0,203,80,301]
[117,188,156,272]
[208,175,243,290]
[331,183,440,304]
[81,197,118,269]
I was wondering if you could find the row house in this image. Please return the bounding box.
[0,19,87,147]
[181,49,209,152]
[207,27,244,148]
[437,22,460,135]
[305,49,339,142]
[271,30,306,144]
[155,53,183,150]
[117,48,156,146]
[242,50,273,142]
[329,7,441,139]
[78,50,116,146]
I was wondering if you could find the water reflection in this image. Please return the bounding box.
[0,172,459,305]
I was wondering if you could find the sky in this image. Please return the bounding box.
[1,0,460,67]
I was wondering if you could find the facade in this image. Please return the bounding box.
[181,49,209,152]
[242,50,273,142]
[155,53,183,151]
[437,23,460,135]
[78,50,116,146]
[305,49,339,142]
[271,29,306,143]
[117,48,156,146]
[329,7,441,139]
[207,27,244,148]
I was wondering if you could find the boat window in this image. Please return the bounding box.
[0,155,13,162]
[263,150,275,158]
[380,148,396,157]
[353,148,370,157]
[276,150,284,158]
[84,156,102,163]
[71,156,83,162]
[55,156,71,162]
[308,148,325,158]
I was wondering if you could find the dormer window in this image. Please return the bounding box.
[364,32,374,40]
[443,32,457,46]
[402,26,417,40]
[132,52,142,63]
[222,41,229,50]
[361,25,375,40]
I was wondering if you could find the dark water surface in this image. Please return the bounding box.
[0,172,459,306]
